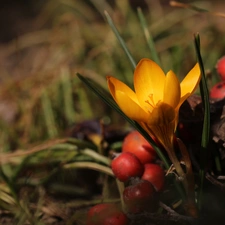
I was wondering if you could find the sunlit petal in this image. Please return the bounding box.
[173,109,180,131]
[163,70,181,108]
[134,59,165,107]
[113,91,149,121]
[180,63,201,104]
[107,76,138,104]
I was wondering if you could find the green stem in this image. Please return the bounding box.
[165,144,197,218]
[194,34,210,210]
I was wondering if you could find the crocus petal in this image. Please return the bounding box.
[179,63,201,106]
[173,110,180,131]
[113,91,149,121]
[134,59,165,108]
[163,70,181,108]
[107,76,149,121]
[107,76,138,104]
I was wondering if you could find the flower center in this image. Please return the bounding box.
[145,94,160,112]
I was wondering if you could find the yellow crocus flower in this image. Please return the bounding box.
[107,58,201,151]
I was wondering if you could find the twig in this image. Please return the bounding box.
[159,201,197,224]
[205,173,225,190]
[128,202,198,224]
[159,201,180,216]
[170,1,225,18]
[217,176,225,180]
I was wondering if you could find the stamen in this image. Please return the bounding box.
[145,94,155,108]
[149,94,155,105]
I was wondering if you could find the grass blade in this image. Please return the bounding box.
[60,68,75,124]
[41,90,58,138]
[194,33,210,209]
[104,11,136,69]
[137,7,161,66]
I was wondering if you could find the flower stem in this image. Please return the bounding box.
[176,138,198,218]
[165,141,198,218]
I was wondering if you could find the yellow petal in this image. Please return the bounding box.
[173,109,180,131]
[107,76,138,104]
[180,63,201,105]
[163,70,181,108]
[134,58,165,108]
[114,91,149,121]
[107,76,149,121]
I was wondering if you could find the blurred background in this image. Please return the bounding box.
[0,0,225,149]
[0,0,225,224]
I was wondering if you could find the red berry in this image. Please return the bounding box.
[122,131,156,164]
[111,152,144,182]
[123,179,156,213]
[216,56,225,80]
[141,163,165,192]
[87,203,129,225]
[103,212,128,225]
[210,81,225,99]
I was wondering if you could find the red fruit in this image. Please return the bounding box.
[123,179,156,213]
[103,212,128,225]
[216,56,225,80]
[111,152,144,182]
[122,130,156,164]
[87,203,129,225]
[210,81,225,99]
[141,163,165,192]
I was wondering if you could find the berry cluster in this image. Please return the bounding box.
[86,131,165,224]
[112,131,165,213]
